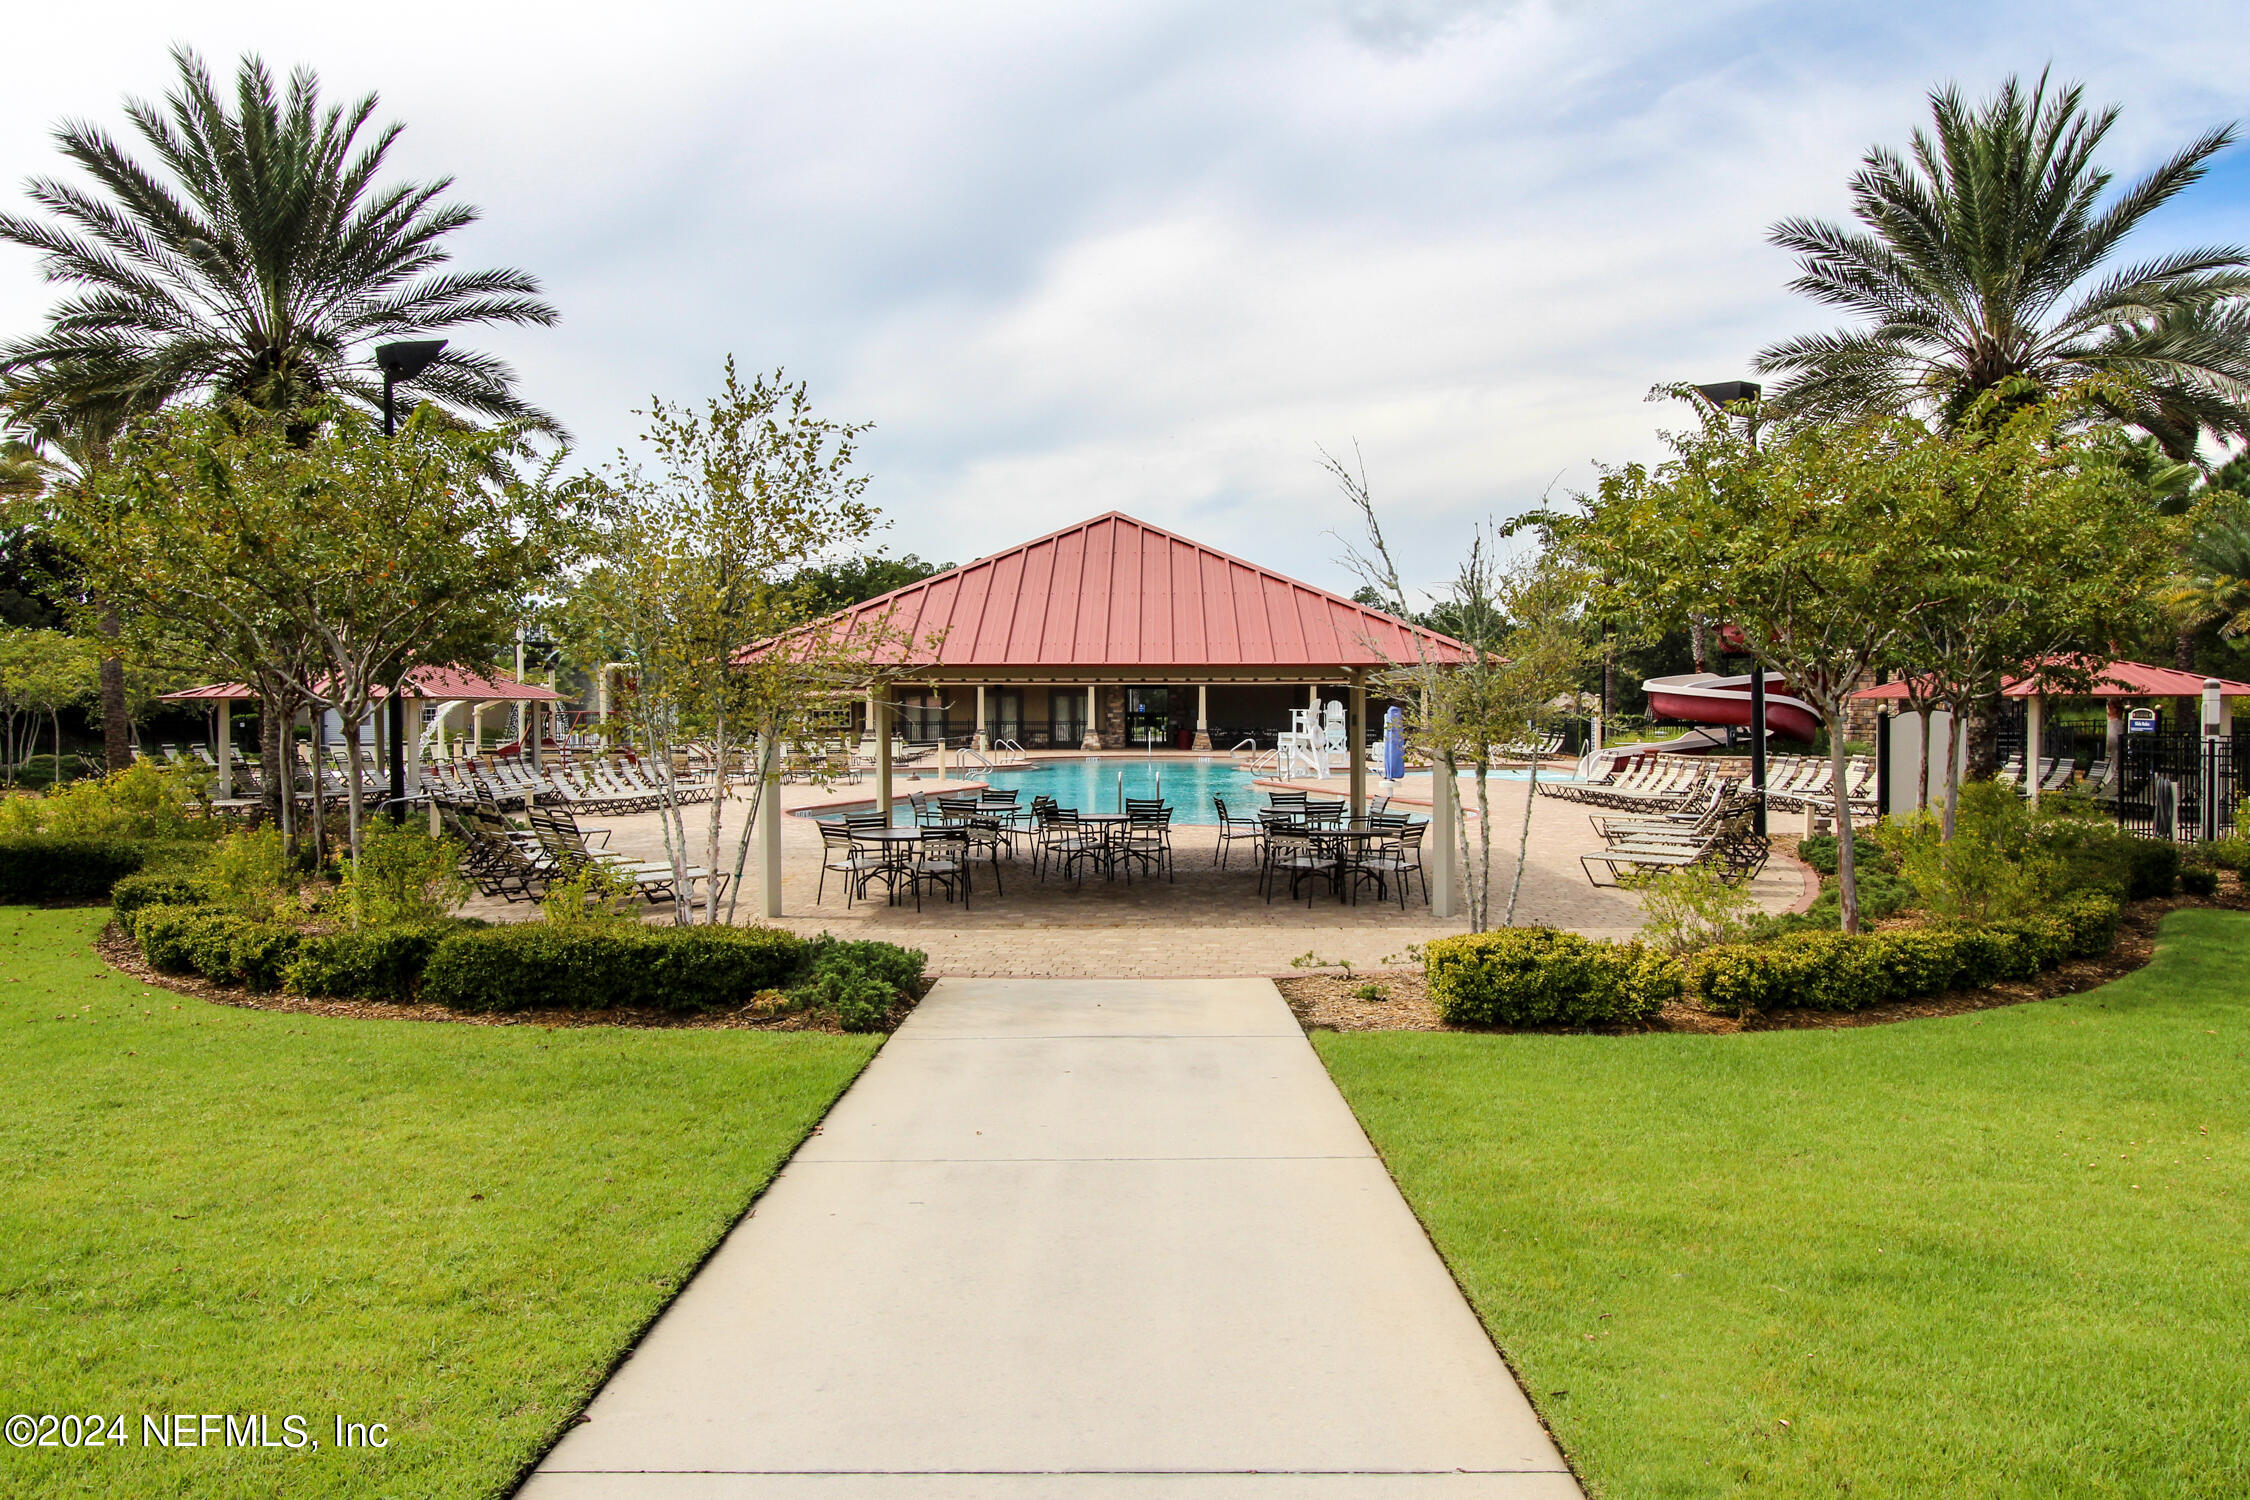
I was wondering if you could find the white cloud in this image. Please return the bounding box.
[3,0,2249,598]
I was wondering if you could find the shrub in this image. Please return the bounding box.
[1633,866,1761,954]
[1424,927,1680,1028]
[286,921,479,1001]
[1797,833,1898,877]
[0,836,150,901]
[203,827,304,922]
[332,822,469,927]
[539,862,642,927]
[131,902,299,990]
[2052,891,2121,958]
[112,869,213,928]
[0,761,216,840]
[794,967,898,1032]
[2180,863,2220,897]
[790,937,929,1031]
[421,923,809,1013]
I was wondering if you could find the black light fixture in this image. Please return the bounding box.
[375,339,448,436]
[1692,379,1761,408]
[1701,377,1767,833]
[375,339,448,818]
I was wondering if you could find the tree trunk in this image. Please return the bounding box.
[1689,615,1708,674]
[2176,626,2197,673]
[342,710,366,908]
[1964,691,2000,781]
[98,610,131,773]
[52,709,64,784]
[1917,704,1934,815]
[704,711,727,926]
[1504,746,1541,926]
[1942,707,1965,840]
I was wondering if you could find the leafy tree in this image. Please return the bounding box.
[1757,73,2250,458]
[2162,493,2250,651]
[564,361,897,924]
[1574,400,1955,932]
[55,400,570,864]
[793,552,952,612]
[0,47,556,430]
[1330,451,1597,932]
[0,627,99,783]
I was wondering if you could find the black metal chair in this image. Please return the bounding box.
[1122,802,1174,883]
[1212,795,1264,868]
[910,826,972,910]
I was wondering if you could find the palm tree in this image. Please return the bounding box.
[1757,73,2250,458]
[0,47,557,430]
[2163,496,2250,647]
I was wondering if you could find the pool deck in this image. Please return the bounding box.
[466,763,1807,979]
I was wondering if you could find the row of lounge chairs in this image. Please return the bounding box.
[440,801,726,907]
[1580,780,1770,888]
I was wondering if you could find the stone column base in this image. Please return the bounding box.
[1081,734,1103,750]
[1191,731,1212,750]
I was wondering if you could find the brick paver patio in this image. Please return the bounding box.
[467,769,1807,978]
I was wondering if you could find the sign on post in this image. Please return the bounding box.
[2126,708,2159,735]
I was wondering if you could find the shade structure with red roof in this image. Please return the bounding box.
[161,666,561,705]
[1852,658,2250,704]
[761,512,1474,750]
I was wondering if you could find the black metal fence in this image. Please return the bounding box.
[2114,731,2248,842]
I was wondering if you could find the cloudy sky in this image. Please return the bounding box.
[5,1,2249,601]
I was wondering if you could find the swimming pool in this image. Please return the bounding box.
[978,758,1575,824]
[804,757,1574,825]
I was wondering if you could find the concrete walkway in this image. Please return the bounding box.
[521,979,1578,1498]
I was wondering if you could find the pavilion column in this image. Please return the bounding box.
[1430,758,1458,919]
[875,691,894,817]
[759,734,783,918]
[1083,684,1100,751]
[1308,683,1320,715]
[404,700,423,798]
[975,684,988,751]
[215,701,233,798]
[1193,683,1211,751]
[1348,676,1368,818]
[472,702,486,758]
[2026,694,2045,804]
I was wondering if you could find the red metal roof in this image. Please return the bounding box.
[162,667,561,703]
[769,512,1474,672]
[1853,658,2250,702]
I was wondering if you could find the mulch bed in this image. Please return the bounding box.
[1276,883,2249,1036]
[90,922,870,1033]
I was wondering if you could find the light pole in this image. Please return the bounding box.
[375,339,448,820]
[1696,380,1767,833]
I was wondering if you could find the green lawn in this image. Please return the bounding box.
[1318,909,2250,1499]
[1,905,879,1498]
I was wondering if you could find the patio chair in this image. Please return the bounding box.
[1260,822,1332,905]
[1357,820,1427,908]
[910,826,973,910]
[1122,801,1174,883]
[1211,795,1264,868]
[817,819,879,907]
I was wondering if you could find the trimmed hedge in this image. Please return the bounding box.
[0,836,151,902]
[132,902,301,992]
[2180,864,2221,897]
[420,923,811,1013]
[112,870,213,928]
[286,922,482,1002]
[1424,927,1682,1029]
[1688,891,2119,1016]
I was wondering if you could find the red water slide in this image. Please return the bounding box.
[1641,671,1821,742]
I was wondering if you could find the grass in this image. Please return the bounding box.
[1,905,879,1498]
[1316,909,2250,1498]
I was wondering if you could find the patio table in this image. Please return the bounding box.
[851,827,925,905]
[1306,824,1385,904]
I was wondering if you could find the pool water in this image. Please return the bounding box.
[978,758,1574,824]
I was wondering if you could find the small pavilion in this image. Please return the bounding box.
[1852,657,2250,804]
[161,667,564,799]
[779,510,1473,811]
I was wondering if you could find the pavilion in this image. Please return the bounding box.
[161,666,564,800]
[778,510,1472,805]
[1852,657,2250,807]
